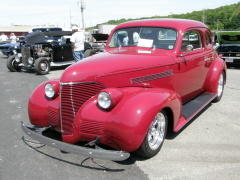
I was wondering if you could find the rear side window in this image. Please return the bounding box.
[205,31,212,47]
[182,30,202,52]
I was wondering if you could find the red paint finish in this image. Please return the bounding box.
[27,19,226,153]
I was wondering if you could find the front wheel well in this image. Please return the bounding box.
[163,107,174,137]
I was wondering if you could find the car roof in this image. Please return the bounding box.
[114,18,208,31]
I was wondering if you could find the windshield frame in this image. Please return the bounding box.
[108,26,178,50]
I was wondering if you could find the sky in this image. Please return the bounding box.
[0,0,239,29]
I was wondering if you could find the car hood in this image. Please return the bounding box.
[0,43,19,48]
[217,31,240,44]
[60,48,174,83]
[91,33,108,41]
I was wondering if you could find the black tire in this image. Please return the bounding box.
[212,71,225,102]
[84,49,96,58]
[135,109,168,158]
[6,55,22,72]
[34,57,50,75]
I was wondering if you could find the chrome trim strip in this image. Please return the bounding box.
[222,57,240,59]
[130,70,174,84]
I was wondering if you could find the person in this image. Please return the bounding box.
[9,33,17,44]
[0,33,8,42]
[70,26,85,62]
[123,33,128,46]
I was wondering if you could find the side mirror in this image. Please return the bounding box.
[186,44,193,52]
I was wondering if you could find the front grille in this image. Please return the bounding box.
[60,82,105,135]
[0,47,8,50]
[21,46,31,65]
[221,52,239,57]
[47,109,60,126]
[80,119,104,135]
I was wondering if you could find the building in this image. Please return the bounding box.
[0,25,36,36]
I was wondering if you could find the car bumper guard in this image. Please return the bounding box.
[21,121,130,161]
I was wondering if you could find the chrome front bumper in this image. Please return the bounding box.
[21,122,130,161]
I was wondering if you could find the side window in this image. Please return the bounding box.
[182,30,202,52]
[109,30,128,47]
[205,31,211,47]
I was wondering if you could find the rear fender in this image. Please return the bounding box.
[76,87,182,152]
[204,57,227,94]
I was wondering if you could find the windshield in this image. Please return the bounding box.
[109,27,177,50]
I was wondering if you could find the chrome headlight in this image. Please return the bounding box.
[98,92,111,109]
[13,50,17,55]
[28,57,34,64]
[45,83,55,98]
[15,55,20,62]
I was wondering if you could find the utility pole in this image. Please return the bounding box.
[70,10,73,28]
[78,0,86,30]
[202,9,205,23]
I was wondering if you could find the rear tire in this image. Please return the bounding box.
[34,57,50,75]
[6,55,22,72]
[135,109,168,158]
[212,71,225,102]
[84,49,96,58]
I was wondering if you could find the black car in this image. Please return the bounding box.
[214,31,240,67]
[6,31,93,75]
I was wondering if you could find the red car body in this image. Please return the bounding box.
[22,19,226,161]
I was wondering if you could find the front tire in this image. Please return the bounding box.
[34,57,50,75]
[212,71,225,102]
[6,55,22,72]
[135,109,168,158]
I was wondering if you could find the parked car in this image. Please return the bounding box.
[0,42,20,57]
[6,30,92,75]
[214,31,240,67]
[30,27,63,33]
[21,19,226,161]
[84,33,107,57]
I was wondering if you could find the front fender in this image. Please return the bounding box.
[28,78,60,127]
[76,87,182,152]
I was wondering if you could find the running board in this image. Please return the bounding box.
[182,92,216,121]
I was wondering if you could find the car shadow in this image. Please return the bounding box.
[21,103,213,167]
[22,135,126,171]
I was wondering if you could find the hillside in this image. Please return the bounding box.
[87,2,240,31]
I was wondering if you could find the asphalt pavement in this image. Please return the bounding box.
[0,53,240,180]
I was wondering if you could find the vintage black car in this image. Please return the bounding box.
[6,31,92,75]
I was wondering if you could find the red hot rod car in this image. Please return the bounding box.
[22,19,226,161]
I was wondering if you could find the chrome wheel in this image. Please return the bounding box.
[135,109,168,158]
[147,112,166,150]
[34,58,50,75]
[217,73,224,97]
[213,71,225,102]
[40,62,48,71]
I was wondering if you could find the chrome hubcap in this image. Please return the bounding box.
[217,73,224,97]
[40,62,48,71]
[147,112,166,150]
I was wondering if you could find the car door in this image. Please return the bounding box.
[177,29,209,103]
[52,38,74,63]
